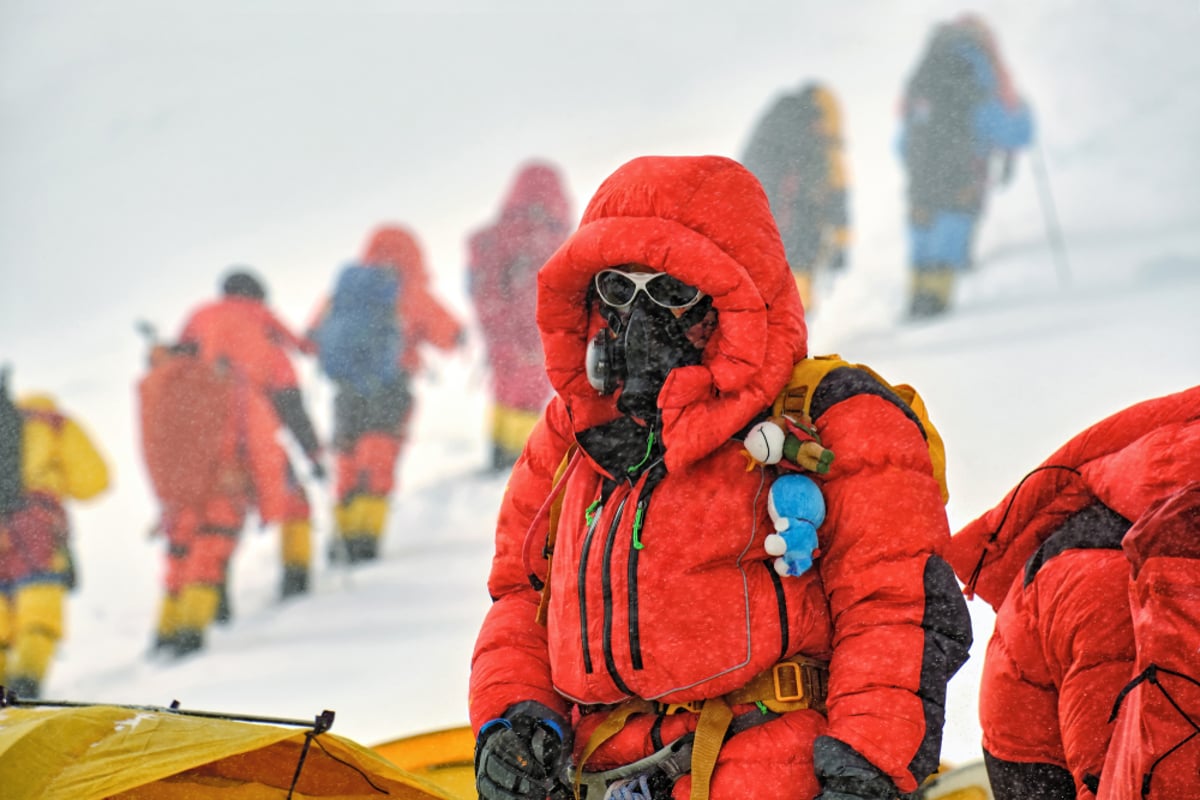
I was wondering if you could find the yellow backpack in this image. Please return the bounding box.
[769,354,949,504]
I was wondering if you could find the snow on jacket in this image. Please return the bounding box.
[949,386,1200,799]
[469,155,969,795]
[468,161,573,411]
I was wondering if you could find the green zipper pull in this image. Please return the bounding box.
[627,430,656,474]
[584,499,601,527]
[631,502,646,550]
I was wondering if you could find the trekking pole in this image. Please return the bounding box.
[1031,140,1071,288]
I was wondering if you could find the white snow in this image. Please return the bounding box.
[2,0,1198,771]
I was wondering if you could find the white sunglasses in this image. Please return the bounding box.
[593,269,704,311]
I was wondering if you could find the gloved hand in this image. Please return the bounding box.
[813,736,901,800]
[475,701,572,800]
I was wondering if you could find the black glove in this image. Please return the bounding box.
[475,701,572,800]
[829,248,848,272]
[813,736,902,800]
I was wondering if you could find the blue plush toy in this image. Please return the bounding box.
[764,474,825,577]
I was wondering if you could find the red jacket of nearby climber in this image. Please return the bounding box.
[949,387,1200,609]
[468,162,573,410]
[179,296,306,394]
[470,155,962,794]
[950,386,1200,797]
[1100,482,1200,800]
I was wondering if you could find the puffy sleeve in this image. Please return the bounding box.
[469,398,575,731]
[811,368,972,793]
[60,417,110,501]
[239,384,291,523]
[405,286,464,353]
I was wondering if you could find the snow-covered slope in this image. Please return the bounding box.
[2,0,1198,769]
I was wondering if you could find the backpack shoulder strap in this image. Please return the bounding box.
[773,355,851,421]
[775,354,949,504]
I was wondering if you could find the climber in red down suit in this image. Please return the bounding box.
[469,155,972,800]
[948,385,1200,800]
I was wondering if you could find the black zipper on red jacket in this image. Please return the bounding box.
[626,495,647,670]
[623,462,666,672]
[577,499,604,675]
[599,493,634,695]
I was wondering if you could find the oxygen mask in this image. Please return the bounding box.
[585,268,713,421]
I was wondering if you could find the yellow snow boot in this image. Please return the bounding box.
[280,518,312,598]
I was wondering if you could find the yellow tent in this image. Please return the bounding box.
[373,725,477,800]
[0,702,460,800]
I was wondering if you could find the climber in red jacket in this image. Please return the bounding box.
[948,386,1200,799]
[469,155,970,800]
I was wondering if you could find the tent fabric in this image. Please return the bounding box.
[0,704,457,800]
[373,726,477,800]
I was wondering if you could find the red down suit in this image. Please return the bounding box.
[469,155,971,798]
[948,386,1200,800]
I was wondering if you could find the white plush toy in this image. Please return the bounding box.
[764,473,825,577]
[744,420,788,465]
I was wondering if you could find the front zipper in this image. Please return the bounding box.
[626,495,648,670]
[599,493,634,695]
[576,497,605,674]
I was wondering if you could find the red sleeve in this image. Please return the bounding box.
[410,288,464,352]
[239,384,290,523]
[262,308,310,353]
[469,399,574,730]
[814,383,968,792]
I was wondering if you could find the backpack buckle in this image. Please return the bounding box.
[655,699,705,715]
[772,661,804,703]
[772,658,829,711]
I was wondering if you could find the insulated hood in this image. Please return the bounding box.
[537,155,807,471]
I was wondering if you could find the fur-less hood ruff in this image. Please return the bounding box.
[537,155,807,471]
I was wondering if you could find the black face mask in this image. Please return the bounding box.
[586,293,712,421]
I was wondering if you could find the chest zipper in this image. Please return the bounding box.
[597,493,634,693]
[577,487,614,675]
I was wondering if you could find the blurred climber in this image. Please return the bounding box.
[742,81,850,312]
[0,371,109,697]
[899,14,1033,318]
[467,159,574,470]
[310,226,464,563]
[178,268,322,600]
